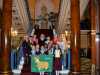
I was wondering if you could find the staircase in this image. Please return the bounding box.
[35,29,53,39]
[80,58,91,75]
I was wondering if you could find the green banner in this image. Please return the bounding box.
[31,54,53,72]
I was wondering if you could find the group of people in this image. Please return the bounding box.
[17,29,71,74]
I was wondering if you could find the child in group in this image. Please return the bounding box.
[44,44,49,55]
[31,45,36,56]
[40,45,45,54]
[45,36,51,45]
[35,44,41,55]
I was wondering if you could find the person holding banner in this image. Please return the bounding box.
[40,45,45,54]
[35,44,41,55]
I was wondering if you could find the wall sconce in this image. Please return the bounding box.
[65,30,68,36]
[11,28,18,37]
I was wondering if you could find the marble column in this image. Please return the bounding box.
[90,0,96,74]
[0,9,2,52]
[0,0,12,74]
[95,0,100,75]
[70,0,80,74]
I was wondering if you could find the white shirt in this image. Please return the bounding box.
[55,49,61,58]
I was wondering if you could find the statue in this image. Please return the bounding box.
[38,4,48,29]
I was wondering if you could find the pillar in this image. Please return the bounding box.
[0,9,2,52]
[70,0,80,74]
[95,0,100,75]
[0,0,12,74]
[90,0,96,74]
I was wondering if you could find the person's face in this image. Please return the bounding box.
[36,45,39,49]
[67,44,70,48]
[40,34,45,40]
[44,44,48,48]
[41,46,44,49]
[32,46,35,50]
[34,35,37,38]
[24,36,28,42]
[47,37,50,41]
[54,35,57,38]
[25,37,29,42]
[55,45,58,49]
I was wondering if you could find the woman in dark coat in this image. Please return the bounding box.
[22,36,32,64]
